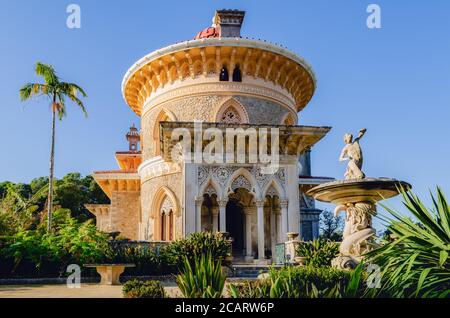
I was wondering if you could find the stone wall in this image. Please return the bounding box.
[109,191,140,240]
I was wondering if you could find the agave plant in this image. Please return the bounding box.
[176,252,226,298]
[366,187,450,298]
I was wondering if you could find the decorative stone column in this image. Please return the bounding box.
[243,206,254,261]
[218,199,228,233]
[280,199,289,242]
[211,207,219,233]
[270,206,276,256]
[274,207,282,244]
[195,197,203,233]
[256,200,266,263]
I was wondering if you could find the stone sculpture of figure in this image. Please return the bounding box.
[339,128,367,180]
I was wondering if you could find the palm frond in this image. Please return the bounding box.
[35,62,59,85]
[55,92,67,120]
[59,82,88,117]
[19,83,49,101]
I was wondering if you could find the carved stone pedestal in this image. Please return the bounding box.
[331,201,377,269]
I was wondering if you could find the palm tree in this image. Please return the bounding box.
[19,62,87,231]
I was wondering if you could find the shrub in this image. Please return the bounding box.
[366,188,450,298]
[296,239,339,267]
[0,210,109,278]
[177,253,226,298]
[228,265,365,298]
[101,242,176,276]
[228,279,271,298]
[165,232,231,268]
[123,279,167,298]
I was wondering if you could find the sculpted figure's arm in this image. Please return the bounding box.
[355,128,367,142]
[339,145,349,162]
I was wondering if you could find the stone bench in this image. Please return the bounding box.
[84,264,135,285]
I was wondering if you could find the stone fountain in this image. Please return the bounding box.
[307,129,410,269]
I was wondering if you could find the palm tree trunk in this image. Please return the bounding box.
[47,99,56,231]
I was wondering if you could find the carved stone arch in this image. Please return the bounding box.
[150,186,180,241]
[226,168,258,198]
[281,112,297,126]
[199,176,222,199]
[160,196,174,215]
[231,175,252,192]
[215,97,249,124]
[262,178,285,199]
[151,186,180,218]
[153,108,177,156]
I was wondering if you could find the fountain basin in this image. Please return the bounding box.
[307,178,411,205]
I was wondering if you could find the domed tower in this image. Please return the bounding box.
[92,9,331,263]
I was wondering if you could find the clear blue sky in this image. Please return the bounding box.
[1,0,449,224]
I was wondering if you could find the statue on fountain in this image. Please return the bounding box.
[307,127,410,269]
[339,128,366,180]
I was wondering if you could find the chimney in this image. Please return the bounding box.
[214,9,245,38]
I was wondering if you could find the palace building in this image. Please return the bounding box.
[86,10,333,263]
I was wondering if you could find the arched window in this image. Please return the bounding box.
[161,211,167,241]
[160,196,174,241]
[215,98,249,124]
[232,65,242,82]
[219,66,229,81]
[221,106,241,124]
[168,210,174,241]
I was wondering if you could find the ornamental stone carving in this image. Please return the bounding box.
[221,107,242,124]
[161,196,174,215]
[231,175,253,192]
[198,166,210,186]
[250,166,270,190]
[266,185,279,197]
[213,166,233,186]
[331,201,377,269]
[204,185,217,197]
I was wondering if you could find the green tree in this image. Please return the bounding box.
[0,183,46,235]
[319,210,344,241]
[53,173,109,219]
[20,62,87,231]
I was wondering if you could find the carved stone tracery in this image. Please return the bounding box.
[198,165,286,198]
[231,175,252,192]
[160,196,174,215]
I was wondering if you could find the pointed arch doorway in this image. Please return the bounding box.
[226,199,244,255]
[226,187,255,258]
